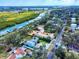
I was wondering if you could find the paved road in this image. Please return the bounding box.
[47,20,67,59]
[0,12,46,36]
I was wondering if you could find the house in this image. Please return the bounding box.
[7,53,16,59]
[71,18,76,23]
[23,37,39,49]
[71,23,77,31]
[7,47,26,59]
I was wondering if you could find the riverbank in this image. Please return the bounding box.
[0,11,39,30]
[0,11,46,36]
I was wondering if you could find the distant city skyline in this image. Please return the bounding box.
[0,0,79,6]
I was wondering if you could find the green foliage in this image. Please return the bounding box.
[65,51,79,59]
[0,11,39,30]
[38,37,51,43]
[55,47,65,59]
[0,46,5,53]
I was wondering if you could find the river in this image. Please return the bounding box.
[0,12,46,36]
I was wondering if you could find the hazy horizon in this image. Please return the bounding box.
[0,0,79,6]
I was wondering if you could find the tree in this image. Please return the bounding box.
[65,52,79,59]
[55,47,65,59]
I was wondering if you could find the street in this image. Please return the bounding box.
[47,20,67,59]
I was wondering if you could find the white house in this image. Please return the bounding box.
[71,23,77,31]
[71,18,76,23]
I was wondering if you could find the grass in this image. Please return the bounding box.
[0,52,8,59]
[0,46,8,59]
[0,11,39,30]
[20,35,32,43]
[39,40,48,44]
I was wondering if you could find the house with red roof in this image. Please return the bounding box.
[7,47,26,59]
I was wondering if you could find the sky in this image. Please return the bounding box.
[0,0,79,6]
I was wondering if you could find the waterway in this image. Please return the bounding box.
[0,12,46,36]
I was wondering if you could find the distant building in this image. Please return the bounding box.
[71,23,77,31]
[22,8,28,11]
[71,18,76,23]
[28,8,48,11]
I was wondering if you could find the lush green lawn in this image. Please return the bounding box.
[0,11,39,30]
